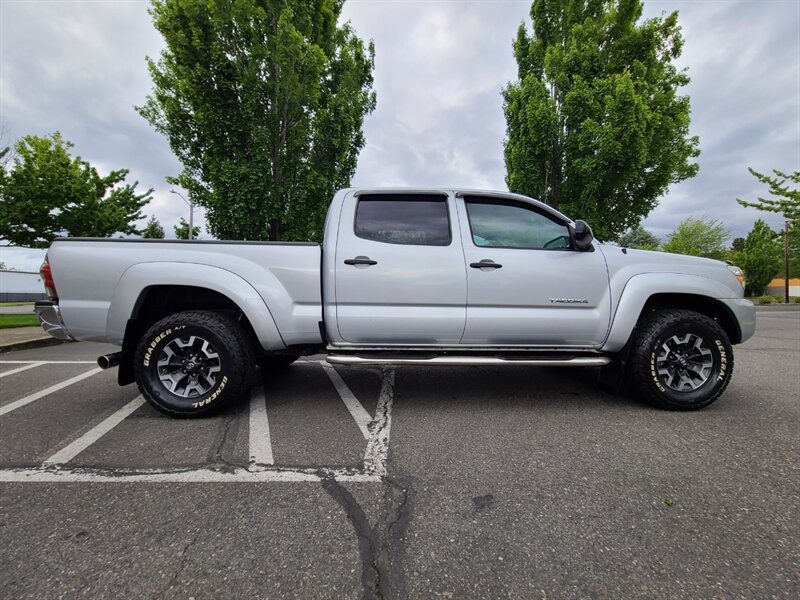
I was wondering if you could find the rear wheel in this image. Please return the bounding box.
[134,310,255,418]
[627,309,733,411]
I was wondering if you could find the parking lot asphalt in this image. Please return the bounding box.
[0,308,798,599]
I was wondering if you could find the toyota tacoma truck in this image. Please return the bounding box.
[35,188,755,417]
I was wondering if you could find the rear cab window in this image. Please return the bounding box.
[464,196,572,250]
[354,194,451,246]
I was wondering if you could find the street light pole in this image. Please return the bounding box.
[170,189,194,240]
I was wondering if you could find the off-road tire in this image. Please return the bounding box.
[134,310,255,418]
[627,309,733,411]
[258,355,299,372]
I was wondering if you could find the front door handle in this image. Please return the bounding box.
[470,260,502,269]
[344,256,378,266]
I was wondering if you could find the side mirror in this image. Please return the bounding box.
[572,220,594,251]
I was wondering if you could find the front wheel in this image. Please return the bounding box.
[134,310,255,418]
[626,309,734,411]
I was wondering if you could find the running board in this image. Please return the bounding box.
[326,355,611,367]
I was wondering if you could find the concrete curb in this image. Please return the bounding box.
[0,337,68,354]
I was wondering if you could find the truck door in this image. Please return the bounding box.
[334,191,467,344]
[457,194,611,347]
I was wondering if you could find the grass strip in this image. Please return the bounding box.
[0,314,40,329]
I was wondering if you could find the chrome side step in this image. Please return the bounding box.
[326,355,611,367]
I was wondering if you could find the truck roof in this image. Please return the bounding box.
[341,187,573,224]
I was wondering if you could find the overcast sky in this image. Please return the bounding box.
[1,0,798,271]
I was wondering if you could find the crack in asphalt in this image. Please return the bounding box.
[375,476,412,600]
[321,475,410,600]
[206,409,241,470]
[153,527,202,599]
[365,368,395,476]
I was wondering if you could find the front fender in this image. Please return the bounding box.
[105,262,285,350]
[601,273,741,352]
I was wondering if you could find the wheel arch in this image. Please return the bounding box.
[108,263,285,385]
[638,293,740,344]
[602,274,744,353]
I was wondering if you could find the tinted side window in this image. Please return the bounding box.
[355,194,451,246]
[464,197,572,250]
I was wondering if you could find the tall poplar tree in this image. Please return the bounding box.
[138,0,376,241]
[504,0,699,239]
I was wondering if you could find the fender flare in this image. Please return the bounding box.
[601,273,739,352]
[105,262,285,350]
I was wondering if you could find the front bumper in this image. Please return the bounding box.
[720,298,756,344]
[34,301,75,341]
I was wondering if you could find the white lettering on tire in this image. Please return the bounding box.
[192,375,228,408]
[715,340,727,381]
[143,328,172,367]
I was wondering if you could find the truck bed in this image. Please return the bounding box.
[47,238,322,348]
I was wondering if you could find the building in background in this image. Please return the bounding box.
[765,278,800,297]
[0,270,46,302]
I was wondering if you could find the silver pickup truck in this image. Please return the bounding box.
[36,187,755,416]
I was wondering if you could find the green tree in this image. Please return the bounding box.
[138,0,376,242]
[789,223,800,278]
[616,224,660,250]
[173,218,201,240]
[734,219,781,296]
[141,215,165,239]
[0,133,151,248]
[737,168,800,220]
[663,217,730,259]
[737,168,799,279]
[503,0,699,239]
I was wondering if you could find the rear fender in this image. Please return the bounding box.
[105,262,285,351]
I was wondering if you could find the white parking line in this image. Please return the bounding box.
[0,361,97,364]
[0,467,380,483]
[248,386,274,466]
[42,396,146,466]
[0,364,396,483]
[0,367,103,417]
[321,363,372,439]
[0,362,45,378]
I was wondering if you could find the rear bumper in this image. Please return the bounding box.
[34,301,75,341]
[720,298,756,344]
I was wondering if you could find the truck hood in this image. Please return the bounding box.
[597,243,745,298]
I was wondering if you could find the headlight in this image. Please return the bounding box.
[727,265,745,288]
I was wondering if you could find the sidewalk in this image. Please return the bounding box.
[0,326,61,353]
[0,304,35,314]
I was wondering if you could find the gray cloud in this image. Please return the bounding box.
[638,0,800,241]
[1,0,798,270]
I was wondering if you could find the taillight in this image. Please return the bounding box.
[40,256,58,300]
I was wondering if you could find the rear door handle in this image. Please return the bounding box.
[344,256,378,266]
[470,260,502,269]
